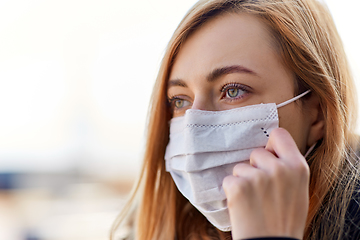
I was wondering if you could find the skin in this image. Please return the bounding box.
[167,13,324,239]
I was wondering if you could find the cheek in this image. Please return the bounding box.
[277,106,310,155]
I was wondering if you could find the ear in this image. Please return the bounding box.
[305,93,324,147]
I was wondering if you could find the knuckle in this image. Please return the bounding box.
[233,162,247,175]
[298,161,310,178]
[250,148,261,157]
[222,175,233,190]
[250,148,265,159]
[223,176,241,195]
[269,127,284,138]
[271,162,286,176]
[290,156,310,176]
[223,177,249,205]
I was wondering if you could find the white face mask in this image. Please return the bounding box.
[164,90,311,232]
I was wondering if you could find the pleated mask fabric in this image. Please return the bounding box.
[164,90,311,232]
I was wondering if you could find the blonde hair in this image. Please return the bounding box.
[112,0,359,239]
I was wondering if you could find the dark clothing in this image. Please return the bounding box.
[247,189,360,240]
[341,190,360,239]
[244,238,299,240]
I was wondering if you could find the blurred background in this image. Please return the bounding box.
[0,0,359,239]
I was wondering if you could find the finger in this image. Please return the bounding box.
[231,162,269,195]
[266,128,309,175]
[265,128,303,162]
[249,147,279,171]
[223,174,257,207]
[233,162,260,178]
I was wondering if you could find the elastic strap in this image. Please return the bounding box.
[276,90,311,108]
[304,141,317,158]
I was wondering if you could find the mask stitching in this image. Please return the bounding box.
[186,117,277,128]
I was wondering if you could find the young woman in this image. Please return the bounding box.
[112,0,360,239]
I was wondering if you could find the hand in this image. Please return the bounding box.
[223,128,310,239]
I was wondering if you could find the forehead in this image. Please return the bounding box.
[169,13,284,82]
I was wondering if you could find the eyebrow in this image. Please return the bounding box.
[167,65,256,88]
[207,65,256,82]
[167,79,187,88]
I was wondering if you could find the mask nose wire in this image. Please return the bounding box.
[276,90,311,108]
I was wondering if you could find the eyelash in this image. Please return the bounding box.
[167,82,251,111]
[167,95,188,109]
[168,95,180,104]
[220,82,250,101]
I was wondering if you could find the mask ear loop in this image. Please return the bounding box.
[274,89,314,158]
[276,90,311,108]
[304,142,317,159]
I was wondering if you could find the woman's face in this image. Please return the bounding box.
[167,13,317,154]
